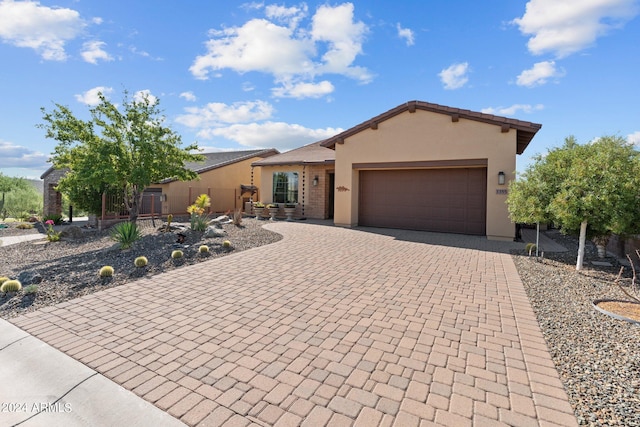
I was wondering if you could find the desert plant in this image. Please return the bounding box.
[23,284,38,295]
[233,209,243,226]
[134,256,148,267]
[525,243,537,256]
[16,223,34,229]
[111,221,142,249]
[0,277,9,285]
[43,213,63,225]
[188,194,211,231]
[198,245,209,253]
[171,250,184,259]
[99,266,114,277]
[253,201,265,208]
[1,279,22,292]
[44,219,61,242]
[165,213,173,232]
[222,240,231,248]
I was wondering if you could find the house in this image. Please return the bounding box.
[251,141,335,219]
[254,100,541,240]
[155,149,278,214]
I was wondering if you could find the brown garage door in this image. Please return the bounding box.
[358,168,487,235]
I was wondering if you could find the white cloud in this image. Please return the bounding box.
[179,91,197,102]
[397,23,415,46]
[512,0,639,58]
[81,40,113,64]
[176,100,274,128]
[0,0,86,60]
[482,104,544,116]
[272,80,334,99]
[92,17,103,25]
[516,60,565,87]
[438,62,470,90]
[134,89,157,105]
[200,121,342,151]
[0,140,48,169]
[628,131,640,145]
[190,2,371,98]
[75,86,113,106]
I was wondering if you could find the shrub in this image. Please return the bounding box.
[1,279,22,292]
[171,250,184,259]
[23,284,38,295]
[111,221,142,249]
[0,277,8,285]
[525,243,537,256]
[198,245,209,254]
[222,240,231,248]
[16,223,34,229]
[233,209,243,226]
[188,194,211,231]
[99,266,114,277]
[43,213,63,225]
[134,256,148,267]
[44,219,61,242]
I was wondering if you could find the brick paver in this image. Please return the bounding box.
[11,222,577,426]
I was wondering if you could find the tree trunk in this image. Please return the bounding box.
[576,220,588,271]
[129,190,141,224]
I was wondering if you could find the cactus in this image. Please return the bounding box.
[1,279,22,293]
[198,245,209,254]
[525,243,537,256]
[0,277,8,285]
[99,266,114,277]
[222,240,231,248]
[166,214,173,232]
[171,250,184,259]
[134,256,148,267]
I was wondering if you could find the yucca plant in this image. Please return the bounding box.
[99,266,114,277]
[1,279,22,293]
[187,194,211,231]
[134,256,148,267]
[111,221,142,249]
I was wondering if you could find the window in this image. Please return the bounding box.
[273,172,298,203]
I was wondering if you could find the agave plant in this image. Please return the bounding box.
[110,221,142,249]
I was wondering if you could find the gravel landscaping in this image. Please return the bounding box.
[513,230,640,426]
[0,217,282,319]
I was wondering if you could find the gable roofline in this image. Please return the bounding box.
[251,140,335,167]
[40,165,56,180]
[320,100,542,155]
[159,148,279,184]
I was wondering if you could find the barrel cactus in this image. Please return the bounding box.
[171,250,184,259]
[1,279,22,293]
[198,245,209,254]
[134,256,148,267]
[99,266,114,277]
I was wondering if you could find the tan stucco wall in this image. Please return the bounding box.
[256,164,334,219]
[333,109,517,240]
[157,157,262,214]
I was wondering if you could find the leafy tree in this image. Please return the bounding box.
[508,135,640,270]
[0,173,34,219]
[40,91,203,222]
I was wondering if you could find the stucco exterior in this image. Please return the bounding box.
[328,106,533,240]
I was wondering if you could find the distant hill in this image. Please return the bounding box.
[27,179,44,194]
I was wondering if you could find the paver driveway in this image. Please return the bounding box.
[11,222,577,426]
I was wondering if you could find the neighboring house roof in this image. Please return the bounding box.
[251,141,335,166]
[320,100,542,155]
[159,148,279,183]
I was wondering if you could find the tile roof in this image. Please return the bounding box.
[251,140,335,166]
[160,148,278,183]
[320,100,542,155]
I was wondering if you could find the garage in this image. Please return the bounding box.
[358,168,487,235]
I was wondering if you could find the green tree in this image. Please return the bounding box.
[508,135,640,270]
[0,173,33,219]
[40,91,204,222]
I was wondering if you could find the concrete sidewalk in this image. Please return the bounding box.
[0,234,46,247]
[0,319,186,427]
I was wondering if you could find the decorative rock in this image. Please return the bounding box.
[204,226,226,238]
[59,225,85,240]
[17,271,43,286]
[210,215,233,226]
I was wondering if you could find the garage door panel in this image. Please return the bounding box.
[359,168,487,235]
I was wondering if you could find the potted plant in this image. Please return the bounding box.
[267,203,279,220]
[283,203,297,221]
[252,202,266,218]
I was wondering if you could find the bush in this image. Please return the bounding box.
[198,245,209,253]
[23,284,38,295]
[1,279,22,292]
[111,222,142,249]
[134,256,148,267]
[233,209,243,226]
[16,223,34,229]
[99,266,114,277]
[525,243,537,255]
[171,250,183,259]
[3,185,42,220]
[222,240,231,248]
[43,214,63,225]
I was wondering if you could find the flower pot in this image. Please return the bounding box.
[268,206,279,220]
[283,207,296,221]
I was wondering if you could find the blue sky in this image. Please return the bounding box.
[1,0,639,179]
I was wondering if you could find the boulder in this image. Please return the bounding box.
[210,215,232,226]
[60,226,85,240]
[18,271,43,286]
[204,226,226,238]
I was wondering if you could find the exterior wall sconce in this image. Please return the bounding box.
[312,176,319,186]
[498,171,506,185]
